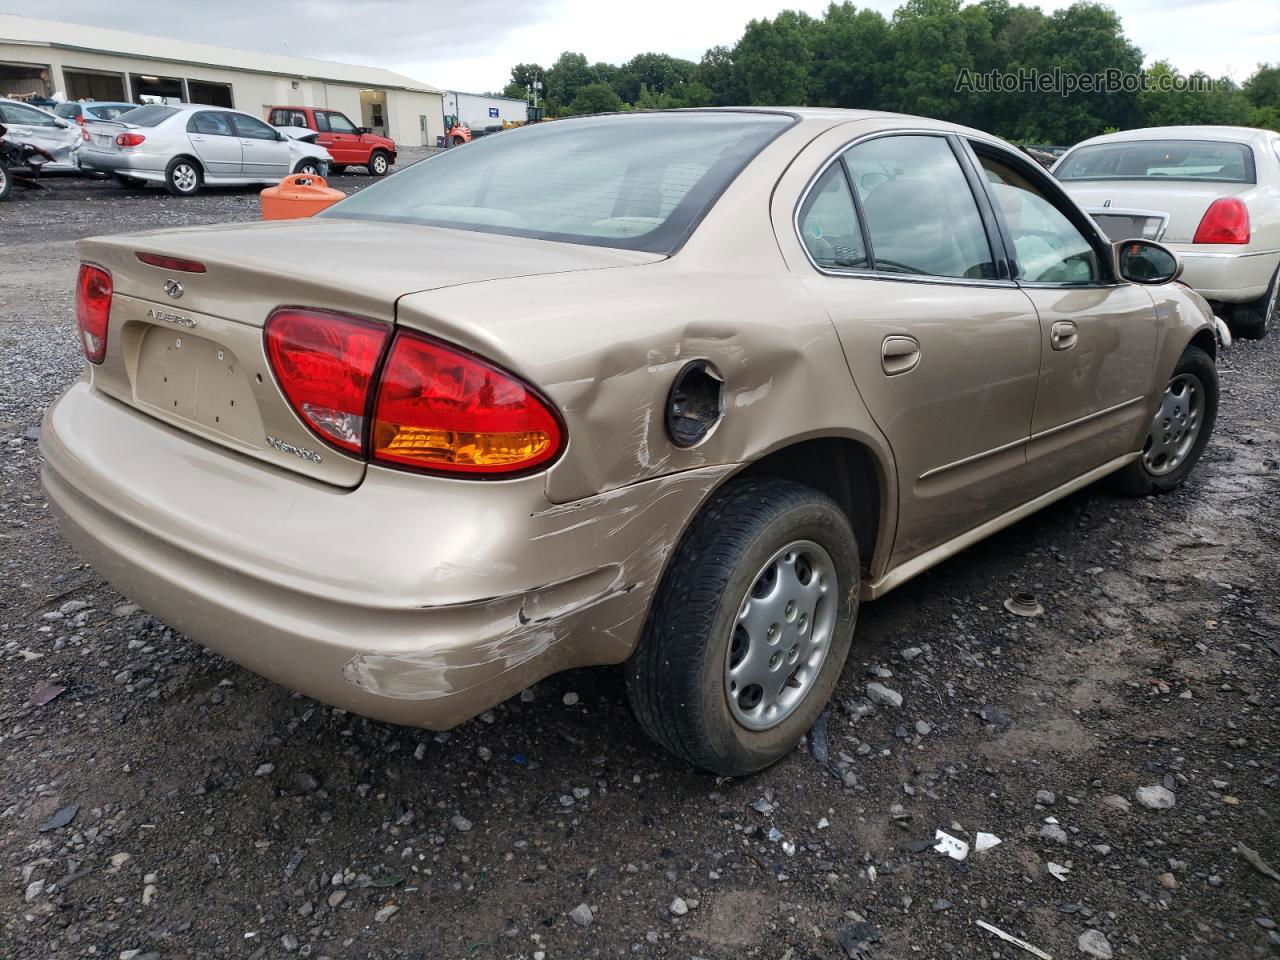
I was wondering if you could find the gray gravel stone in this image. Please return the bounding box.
[865,682,903,708]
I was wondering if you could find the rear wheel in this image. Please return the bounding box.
[1230,264,1277,340]
[625,478,859,776]
[367,150,390,176]
[1109,345,1217,496]
[164,157,202,197]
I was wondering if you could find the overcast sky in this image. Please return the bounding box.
[6,0,1277,93]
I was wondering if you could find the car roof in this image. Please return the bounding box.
[1069,125,1275,149]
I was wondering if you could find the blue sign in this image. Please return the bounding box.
[488,107,499,118]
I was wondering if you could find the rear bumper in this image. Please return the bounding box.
[1169,245,1280,303]
[40,381,726,728]
[78,145,166,181]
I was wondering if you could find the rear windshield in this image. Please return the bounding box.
[322,111,794,253]
[115,105,179,127]
[88,104,136,121]
[1056,139,1256,184]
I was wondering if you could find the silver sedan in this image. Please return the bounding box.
[80,103,332,196]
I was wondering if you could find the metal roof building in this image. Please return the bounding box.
[0,14,445,146]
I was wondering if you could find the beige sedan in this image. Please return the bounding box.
[43,109,1220,775]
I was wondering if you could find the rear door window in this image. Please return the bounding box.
[188,111,234,136]
[844,134,997,280]
[797,165,868,270]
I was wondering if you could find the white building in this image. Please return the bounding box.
[443,90,529,131]
[0,14,445,147]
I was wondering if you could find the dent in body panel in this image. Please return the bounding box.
[341,465,735,702]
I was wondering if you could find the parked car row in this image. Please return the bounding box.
[0,97,399,198]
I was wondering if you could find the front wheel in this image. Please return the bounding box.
[367,151,389,176]
[294,159,323,176]
[625,478,859,776]
[0,163,10,201]
[164,157,202,197]
[1109,344,1217,496]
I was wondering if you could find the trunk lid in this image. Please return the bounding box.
[1061,179,1257,244]
[79,219,662,487]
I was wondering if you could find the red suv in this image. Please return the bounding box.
[266,106,397,176]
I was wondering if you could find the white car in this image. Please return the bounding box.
[79,103,332,197]
[1054,126,1280,339]
[0,96,83,172]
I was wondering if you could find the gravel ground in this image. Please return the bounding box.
[1,159,1278,960]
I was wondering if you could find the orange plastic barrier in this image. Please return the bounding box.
[260,174,346,220]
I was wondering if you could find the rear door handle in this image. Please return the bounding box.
[190,135,205,142]
[882,335,921,376]
[1051,320,1078,351]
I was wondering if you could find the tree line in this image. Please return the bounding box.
[497,0,1280,145]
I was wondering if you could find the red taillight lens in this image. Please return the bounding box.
[116,132,146,148]
[264,309,390,454]
[1193,197,1250,244]
[75,264,112,364]
[81,127,90,141]
[135,252,207,273]
[372,332,563,476]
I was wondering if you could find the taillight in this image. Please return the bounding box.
[264,309,389,454]
[116,132,146,148]
[76,264,112,364]
[1193,198,1249,244]
[81,127,90,142]
[135,252,207,273]
[372,332,563,476]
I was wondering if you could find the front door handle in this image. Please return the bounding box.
[882,335,921,376]
[1051,320,1078,351]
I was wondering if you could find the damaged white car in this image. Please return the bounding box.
[0,97,82,172]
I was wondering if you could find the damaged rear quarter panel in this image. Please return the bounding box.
[395,264,889,505]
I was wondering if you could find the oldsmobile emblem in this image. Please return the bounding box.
[266,436,323,464]
[164,278,184,298]
[147,306,196,328]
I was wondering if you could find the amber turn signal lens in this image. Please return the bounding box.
[372,331,563,476]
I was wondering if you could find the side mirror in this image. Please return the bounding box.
[1115,239,1181,285]
[357,126,371,135]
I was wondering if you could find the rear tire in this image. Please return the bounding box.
[1109,345,1217,496]
[164,157,202,197]
[625,478,859,776]
[1229,265,1277,340]
[367,150,390,176]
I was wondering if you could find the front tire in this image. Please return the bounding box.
[367,150,390,177]
[294,159,322,176]
[164,157,202,197]
[625,478,859,776]
[0,163,11,201]
[1230,265,1277,340]
[1109,345,1217,496]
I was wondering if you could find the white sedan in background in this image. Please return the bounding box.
[79,103,332,197]
[0,96,83,171]
[1054,126,1280,339]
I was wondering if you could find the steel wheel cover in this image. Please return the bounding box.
[1142,372,1203,476]
[724,539,837,731]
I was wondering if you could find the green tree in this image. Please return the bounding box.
[808,3,891,108]
[567,82,624,116]
[695,45,746,106]
[547,52,595,109]
[1139,61,1252,127]
[733,10,817,105]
